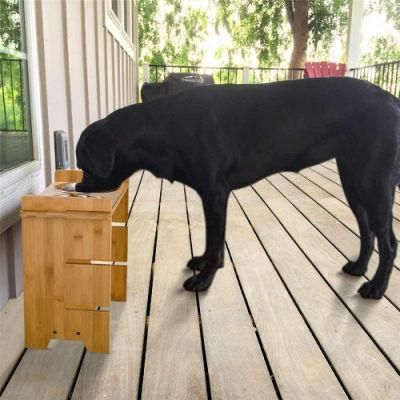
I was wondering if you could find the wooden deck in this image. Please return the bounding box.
[2,160,400,399]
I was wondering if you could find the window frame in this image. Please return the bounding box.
[0,0,45,234]
[104,0,135,59]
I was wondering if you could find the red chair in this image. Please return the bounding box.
[304,62,346,78]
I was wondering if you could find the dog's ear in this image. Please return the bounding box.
[79,127,115,178]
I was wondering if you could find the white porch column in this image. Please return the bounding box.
[243,66,249,84]
[143,63,150,83]
[346,0,365,71]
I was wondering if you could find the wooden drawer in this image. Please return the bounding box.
[112,225,128,261]
[64,263,111,309]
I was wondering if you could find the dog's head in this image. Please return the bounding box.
[75,121,121,192]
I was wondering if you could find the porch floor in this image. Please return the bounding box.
[2,160,400,399]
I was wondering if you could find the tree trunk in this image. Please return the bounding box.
[285,0,309,77]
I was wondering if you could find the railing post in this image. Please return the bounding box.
[345,0,364,74]
[143,63,150,83]
[243,66,249,84]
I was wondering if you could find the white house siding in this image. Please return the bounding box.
[0,0,138,309]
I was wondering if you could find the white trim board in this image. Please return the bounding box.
[104,0,136,60]
[0,0,45,233]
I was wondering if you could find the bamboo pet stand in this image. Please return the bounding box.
[21,170,129,353]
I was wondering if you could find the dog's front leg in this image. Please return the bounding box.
[184,187,229,292]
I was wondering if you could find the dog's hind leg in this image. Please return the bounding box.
[358,184,397,299]
[184,187,230,291]
[337,162,375,276]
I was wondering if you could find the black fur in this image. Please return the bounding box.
[76,77,400,298]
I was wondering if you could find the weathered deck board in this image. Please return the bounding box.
[282,172,400,274]
[71,172,160,400]
[185,188,278,400]
[308,164,400,220]
[128,170,144,206]
[140,182,207,400]
[235,184,400,399]
[3,164,400,399]
[320,161,400,203]
[1,340,84,400]
[225,196,348,399]
[258,177,400,370]
[269,173,400,308]
[1,171,145,400]
[0,294,24,390]
[301,168,400,232]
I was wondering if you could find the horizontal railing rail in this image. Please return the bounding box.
[145,64,304,84]
[0,57,27,133]
[350,60,400,98]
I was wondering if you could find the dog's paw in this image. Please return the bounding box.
[358,280,386,299]
[342,261,367,276]
[183,274,214,292]
[186,256,224,271]
[187,256,207,271]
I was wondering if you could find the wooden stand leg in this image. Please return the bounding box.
[65,309,110,353]
[111,225,128,301]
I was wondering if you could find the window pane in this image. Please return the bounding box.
[0,0,33,173]
[112,0,118,16]
[124,0,128,32]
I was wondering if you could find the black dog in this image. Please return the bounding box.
[76,77,400,299]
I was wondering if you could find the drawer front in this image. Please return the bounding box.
[65,218,112,261]
[64,263,111,309]
[112,225,128,262]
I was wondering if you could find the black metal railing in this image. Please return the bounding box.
[351,60,400,98]
[147,64,304,84]
[0,58,27,132]
[0,57,33,173]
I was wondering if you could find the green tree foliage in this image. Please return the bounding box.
[0,0,21,52]
[362,0,400,64]
[138,0,208,65]
[369,0,400,31]
[0,0,26,131]
[361,36,400,65]
[216,0,348,67]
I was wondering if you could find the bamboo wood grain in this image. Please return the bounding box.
[141,181,207,400]
[111,225,128,261]
[238,181,400,398]
[54,169,83,182]
[64,263,111,309]
[0,294,24,389]
[71,172,161,399]
[111,224,128,300]
[110,265,127,301]
[186,187,281,400]
[112,189,129,222]
[270,173,400,308]
[223,194,347,400]
[65,309,110,353]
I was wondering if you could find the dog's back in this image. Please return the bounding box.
[146,77,399,188]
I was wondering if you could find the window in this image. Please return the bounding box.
[105,0,135,59]
[0,0,44,233]
[0,0,33,173]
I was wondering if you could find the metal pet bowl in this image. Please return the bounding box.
[55,182,101,198]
